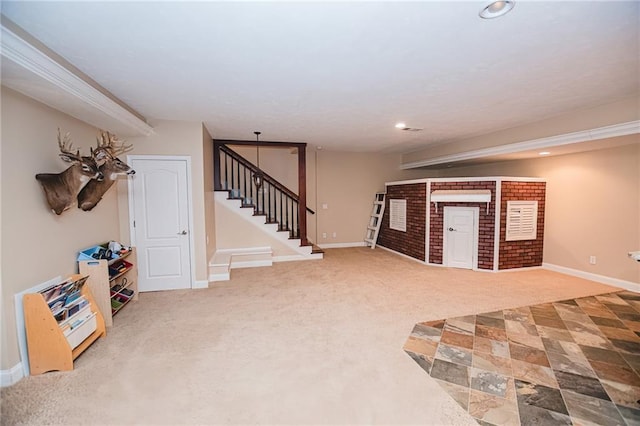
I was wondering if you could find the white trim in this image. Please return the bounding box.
[496,266,544,273]
[209,272,230,282]
[232,260,272,269]
[377,245,428,265]
[192,280,209,289]
[401,121,640,169]
[0,20,154,136]
[543,263,640,292]
[15,275,64,377]
[273,254,322,262]
[431,190,492,203]
[1,363,24,387]
[385,177,545,186]
[428,177,546,183]
[493,179,502,272]
[127,156,196,290]
[425,181,431,263]
[386,178,429,186]
[318,242,366,249]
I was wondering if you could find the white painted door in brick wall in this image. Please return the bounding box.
[443,207,479,269]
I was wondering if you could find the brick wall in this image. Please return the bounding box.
[377,183,426,261]
[429,181,496,270]
[499,181,546,269]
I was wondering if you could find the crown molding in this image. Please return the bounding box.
[401,120,640,169]
[0,17,154,136]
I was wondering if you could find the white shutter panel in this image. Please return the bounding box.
[389,199,407,232]
[506,201,538,241]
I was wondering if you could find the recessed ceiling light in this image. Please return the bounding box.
[539,151,551,156]
[479,1,515,19]
[394,122,423,132]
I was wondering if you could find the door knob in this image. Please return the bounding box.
[178,230,188,235]
[448,227,456,232]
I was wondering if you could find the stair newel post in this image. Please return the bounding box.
[298,146,307,245]
[214,141,222,190]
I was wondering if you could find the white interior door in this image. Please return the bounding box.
[129,157,192,291]
[443,207,478,269]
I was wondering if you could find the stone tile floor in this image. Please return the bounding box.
[403,291,640,425]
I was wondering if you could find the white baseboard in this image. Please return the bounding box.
[543,263,640,292]
[318,242,366,249]
[1,363,24,387]
[192,280,209,289]
[209,273,230,282]
[231,260,273,269]
[376,245,427,264]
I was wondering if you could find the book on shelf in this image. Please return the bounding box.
[38,276,90,322]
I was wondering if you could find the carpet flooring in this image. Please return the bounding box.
[404,291,640,425]
[0,248,628,425]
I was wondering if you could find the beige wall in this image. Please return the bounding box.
[117,120,208,284]
[434,140,640,283]
[314,150,424,245]
[403,97,640,165]
[1,88,121,370]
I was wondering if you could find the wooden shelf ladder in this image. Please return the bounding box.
[364,192,386,249]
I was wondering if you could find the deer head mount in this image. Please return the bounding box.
[77,131,135,211]
[35,129,104,215]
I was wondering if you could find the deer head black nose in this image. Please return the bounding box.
[128,170,136,175]
[96,172,105,181]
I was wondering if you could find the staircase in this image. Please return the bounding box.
[210,143,322,281]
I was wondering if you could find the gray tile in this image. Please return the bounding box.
[470,368,509,398]
[547,350,596,377]
[562,389,626,426]
[554,370,610,401]
[617,404,640,426]
[406,350,433,374]
[517,402,572,426]
[515,380,568,415]
[435,342,473,367]
[430,358,469,388]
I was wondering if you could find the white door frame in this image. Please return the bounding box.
[443,206,480,270]
[127,155,196,289]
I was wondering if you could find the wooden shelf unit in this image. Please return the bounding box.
[23,274,106,376]
[79,247,138,327]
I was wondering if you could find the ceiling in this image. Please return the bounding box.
[1,1,638,156]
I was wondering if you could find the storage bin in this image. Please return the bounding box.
[65,312,97,350]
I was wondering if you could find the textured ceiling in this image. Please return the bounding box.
[1,1,638,153]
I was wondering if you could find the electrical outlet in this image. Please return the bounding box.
[322,232,327,239]
[206,235,209,245]
[332,232,337,238]
[589,256,596,265]
[322,203,328,209]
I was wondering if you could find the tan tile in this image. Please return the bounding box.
[444,317,475,335]
[597,325,640,342]
[600,379,640,409]
[468,389,520,426]
[504,306,534,323]
[476,324,507,341]
[472,351,512,376]
[403,336,438,357]
[505,320,538,337]
[434,379,470,411]
[536,325,575,342]
[508,331,545,350]
[509,342,550,367]
[511,359,558,388]
[623,320,640,332]
[474,336,510,358]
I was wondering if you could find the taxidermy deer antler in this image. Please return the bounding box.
[77,130,135,211]
[35,128,104,215]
